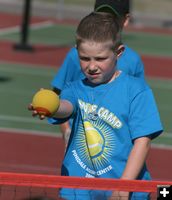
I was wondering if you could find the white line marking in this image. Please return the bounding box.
[0,127,61,138]
[151,144,172,150]
[0,115,48,124]
[0,66,54,75]
[0,126,172,150]
[0,21,54,36]
[0,124,172,149]
[0,114,172,139]
[158,132,172,139]
[0,60,56,68]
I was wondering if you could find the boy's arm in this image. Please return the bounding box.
[121,136,151,180]
[109,136,151,200]
[53,100,73,118]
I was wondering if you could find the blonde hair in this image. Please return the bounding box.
[76,12,121,51]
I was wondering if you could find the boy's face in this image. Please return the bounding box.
[78,41,118,85]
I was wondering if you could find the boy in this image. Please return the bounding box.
[51,0,145,146]
[30,12,163,200]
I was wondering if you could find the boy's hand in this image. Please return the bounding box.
[109,191,129,200]
[28,104,46,120]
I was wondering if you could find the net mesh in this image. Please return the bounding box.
[0,172,172,200]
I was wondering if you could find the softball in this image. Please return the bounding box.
[32,89,60,116]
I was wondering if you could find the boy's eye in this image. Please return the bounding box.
[79,56,107,62]
[80,56,90,61]
[95,57,107,61]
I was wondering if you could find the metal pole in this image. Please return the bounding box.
[14,0,33,51]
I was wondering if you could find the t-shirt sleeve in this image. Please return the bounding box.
[134,55,145,79]
[129,88,163,140]
[60,83,78,111]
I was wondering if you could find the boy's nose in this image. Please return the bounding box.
[88,61,98,72]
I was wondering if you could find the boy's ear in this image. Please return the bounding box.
[116,44,125,57]
[123,14,130,27]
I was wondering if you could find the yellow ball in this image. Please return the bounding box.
[32,89,60,116]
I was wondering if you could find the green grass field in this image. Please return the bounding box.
[0,22,172,146]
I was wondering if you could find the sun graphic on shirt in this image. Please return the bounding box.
[75,119,116,169]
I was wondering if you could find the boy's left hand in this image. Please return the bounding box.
[109,191,129,200]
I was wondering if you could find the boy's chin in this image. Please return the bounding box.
[88,77,111,85]
[88,78,102,85]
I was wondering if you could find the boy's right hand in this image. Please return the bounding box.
[28,103,46,120]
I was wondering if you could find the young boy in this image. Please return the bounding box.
[51,0,145,146]
[30,12,163,200]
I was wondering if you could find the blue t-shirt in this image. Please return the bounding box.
[52,72,163,200]
[51,45,144,91]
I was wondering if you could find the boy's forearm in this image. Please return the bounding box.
[53,100,73,119]
[121,137,151,180]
